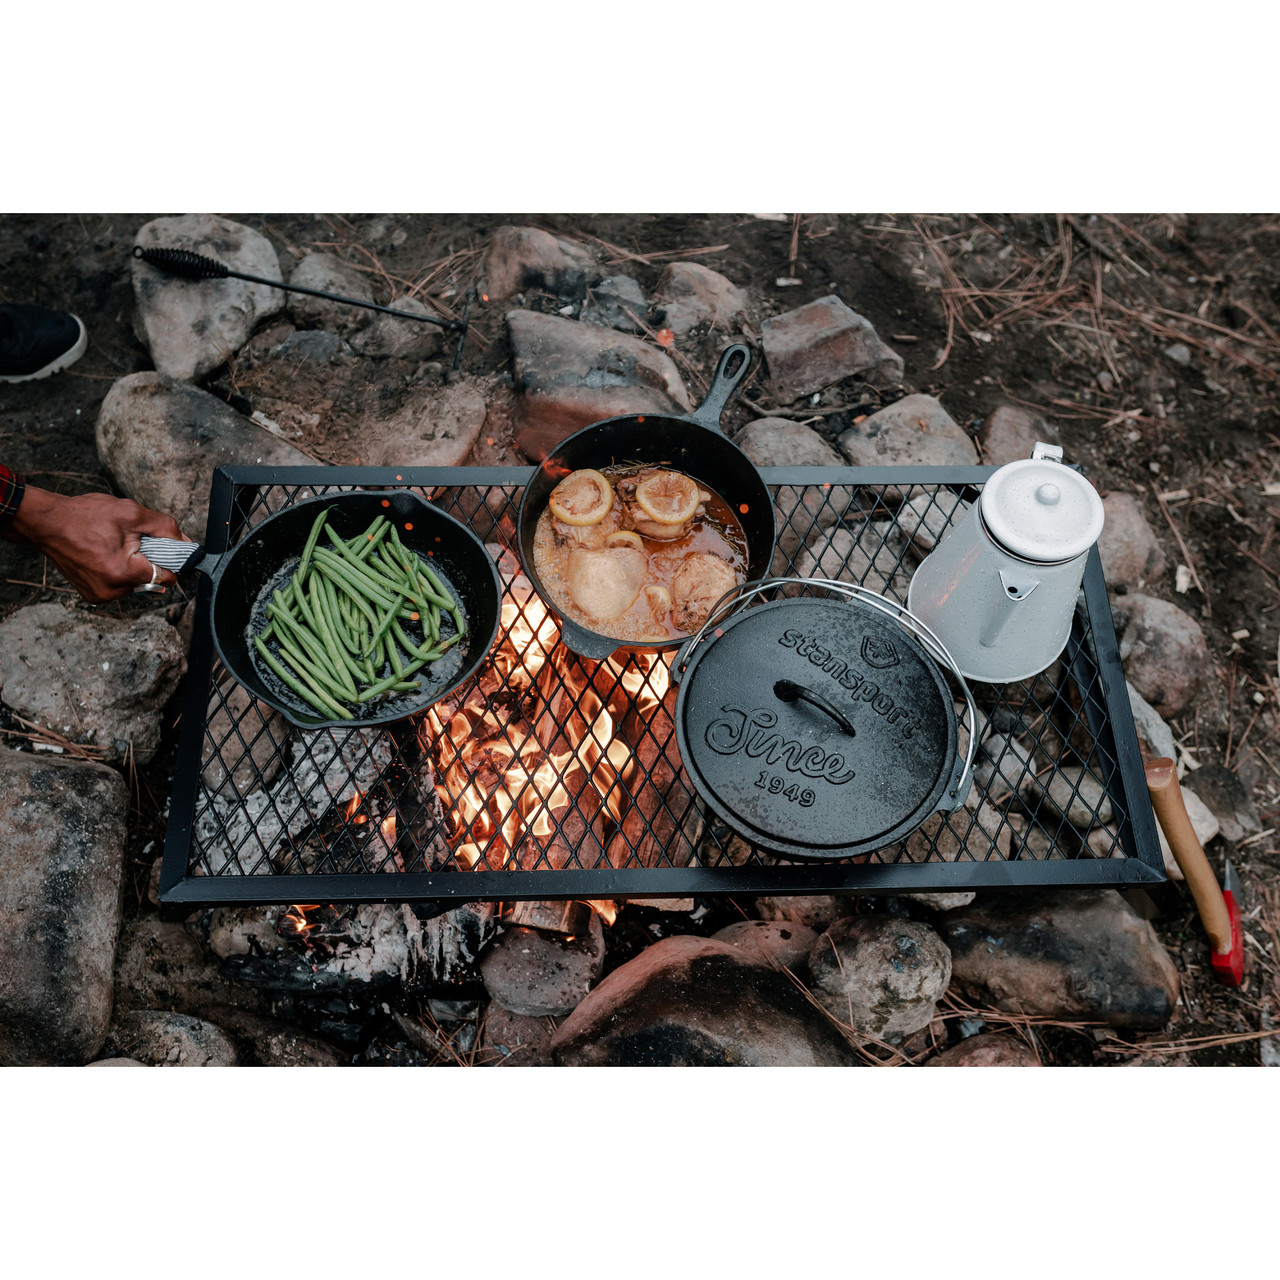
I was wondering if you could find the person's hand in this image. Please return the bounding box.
[2,486,192,604]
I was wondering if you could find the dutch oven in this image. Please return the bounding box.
[139,490,501,730]
[670,579,978,861]
[516,343,776,662]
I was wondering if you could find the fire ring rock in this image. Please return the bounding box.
[0,602,187,764]
[550,935,858,1066]
[712,919,818,970]
[806,916,953,1041]
[106,1010,239,1067]
[479,913,606,1017]
[0,749,128,1066]
[925,1031,1041,1066]
[132,214,285,383]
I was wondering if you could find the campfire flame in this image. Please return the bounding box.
[418,567,670,925]
[283,903,321,938]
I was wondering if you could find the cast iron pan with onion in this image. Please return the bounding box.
[515,343,776,662]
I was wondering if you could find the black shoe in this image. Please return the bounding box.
[0,304,89,382]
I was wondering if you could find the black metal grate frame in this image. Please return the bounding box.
[158,466,1166,905]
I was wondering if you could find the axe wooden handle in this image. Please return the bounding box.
[1145,757,1234,955]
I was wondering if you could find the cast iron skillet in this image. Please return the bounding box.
[141,490,501,730]
[516,343,776,662]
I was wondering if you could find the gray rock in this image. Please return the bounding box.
[793,523,910,596]
[550,936,858,1066]
[506,309,691,461]
[896,490,970,553]
[978,406,1057,466]
[85,1057,148,1067]
[762,295,903,400]
[755,895,856,933]
[938,889,1180,1029]
[925,1032,1040,1066]
[736,417,847,562]
[713,919,818,970]
[0,749,127,1065]
[651,262,749,337]
[1115,592,1209,716]
[904,799,1014,862]
[580,275,648,333]
[479,913,605,1017]
[1040,765,1114,830]
[1180,762,1260,845]
[808,916,951,1040]
[107,1010,239,1066]
[203,680,289,796]
[478,1005,557,1066]
[358,380,487,468]
[483,226,597,301]
[838,394,979,500]
[1099,493,1166,589]
[96,371,314,540]
[287,252,375,335]
[904,892,977,912]
[1126,681,1177,764]
[348,294,446,362]
[1163,342,1193,366]
[199,1005,344,1066]
[113,918,264,1015]
[0,603,186,764]
[274,328,349,364]
[132,214,285,383]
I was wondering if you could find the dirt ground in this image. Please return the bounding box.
[2,212,1278,1066]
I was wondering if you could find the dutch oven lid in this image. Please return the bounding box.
[673,595,961,860]
[979,442,1105,564]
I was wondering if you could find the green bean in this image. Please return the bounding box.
[268,627,355,703]
[355,670,422,703]
[254,635,352,720]
[323,531,406,595]
[320,579,372,688]
[386,638,405,678]
[310,577,361,698]
[352,516,390,561]
[297,506,331,587]
[313,550,398,612]
[270,601,339,679]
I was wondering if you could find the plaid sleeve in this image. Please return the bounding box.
[0,464,26,525]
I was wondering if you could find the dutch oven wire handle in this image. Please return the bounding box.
[683,343,754,435]
[673,576,978,811]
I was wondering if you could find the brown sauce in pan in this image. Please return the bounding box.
[532,464,748,643]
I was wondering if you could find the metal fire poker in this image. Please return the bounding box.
[132,245,474,370]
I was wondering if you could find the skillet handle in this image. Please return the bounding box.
[139,535,220,578]
[684,343,754,434]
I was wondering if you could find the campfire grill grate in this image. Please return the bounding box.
[158,465,1165,906]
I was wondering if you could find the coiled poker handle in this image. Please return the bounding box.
[132,245,231,279]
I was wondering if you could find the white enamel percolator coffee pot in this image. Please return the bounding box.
[906,442,1105,684]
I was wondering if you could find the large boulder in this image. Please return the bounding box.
[837,394,979,491]
[925,1032,1040,1066]
[807,916,952,1040]
[483,226,597,301]
[0,603,186,764]
[735,418,847,562]
[286,252,375,335]
[977,406,1058,466]
[550,935,858,1066]
[712,919,819,970]
[0,749,127,1065]
[506,309,691,461]
[1098,493,1167,590]
[651,262,749,337]
[762,295,903,401]
[479,914,606,1017]
[938,889,1180,1029]
[348,294,446,362]
[96,371,314,540]
[106,1010,239,1066]
[358,380,488,468]
[132,214,284,382]
[580,275,648,333]
[1115,592,1209,717]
